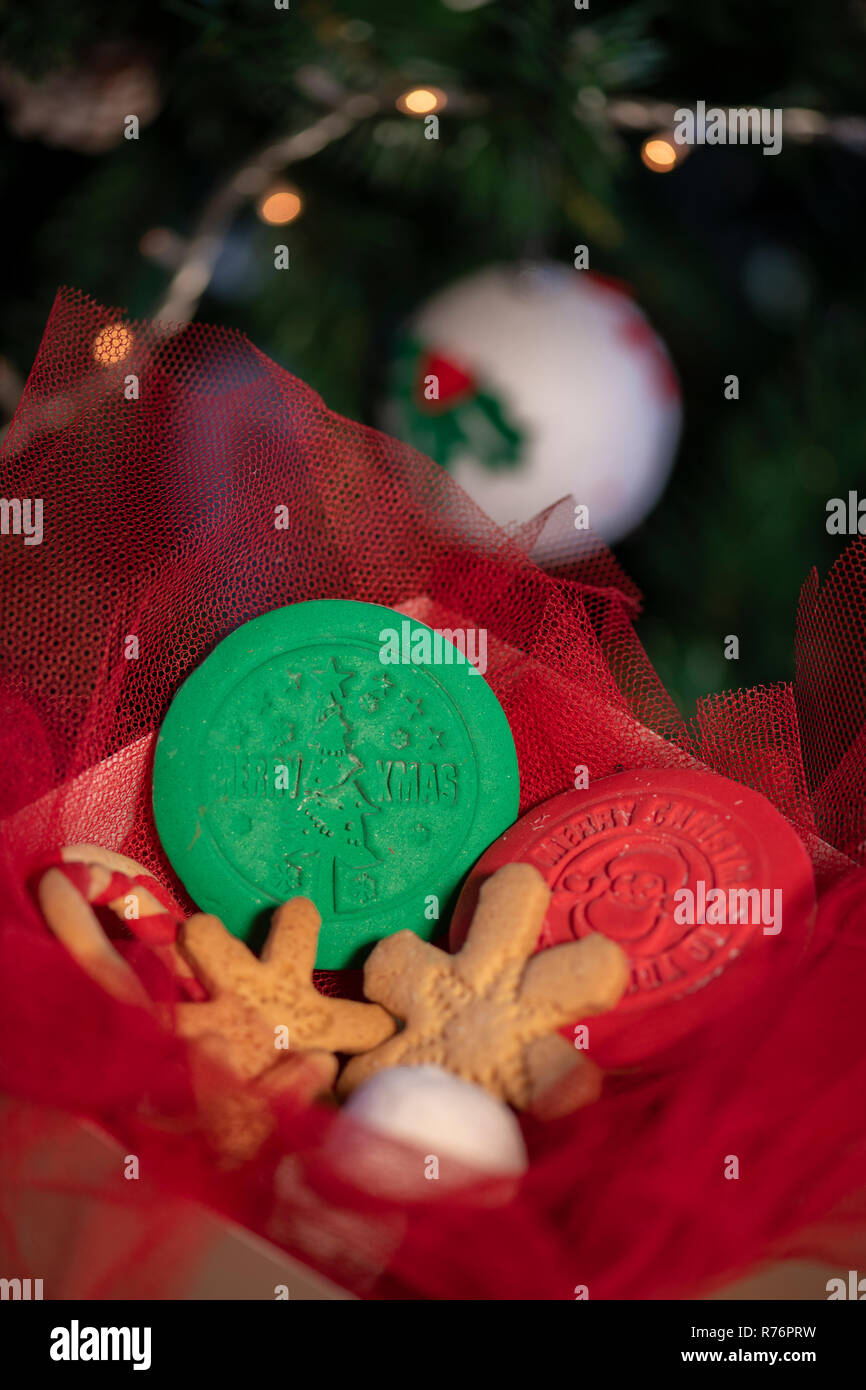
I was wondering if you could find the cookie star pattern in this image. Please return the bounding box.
[174,896,398,1165]
[175,895,396,1080]
[338,862,630,1114]
[37,856,383,1166]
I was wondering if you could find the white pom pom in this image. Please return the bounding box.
[328,1065,528,1199]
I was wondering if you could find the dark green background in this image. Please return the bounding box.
[2,0,865,712]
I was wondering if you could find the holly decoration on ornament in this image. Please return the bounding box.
[390,335,524,474]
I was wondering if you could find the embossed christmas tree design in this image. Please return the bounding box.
[283,659,380,907]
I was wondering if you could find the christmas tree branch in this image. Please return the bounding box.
[156,89,381,327]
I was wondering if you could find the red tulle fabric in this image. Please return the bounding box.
[1,287,865,1300]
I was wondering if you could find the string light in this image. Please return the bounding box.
[153,86,866,329]
[397,87,446,116]
[257,185,303,224]
[156,93,379,326]
[605,98,866,152]
[640,135,682,173]
[92,324,133,366]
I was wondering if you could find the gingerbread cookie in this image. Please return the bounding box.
[186,1046,338,1168]
[338,862,629,1114]
[172,898,397,1166]
[175,896,397,1079]
[37,855,378,1164]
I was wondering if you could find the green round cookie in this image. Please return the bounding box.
[153,600,519,968]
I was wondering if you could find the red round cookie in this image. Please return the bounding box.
[450,768,816,1065]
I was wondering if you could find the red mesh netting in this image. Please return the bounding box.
[1,287,865,1299]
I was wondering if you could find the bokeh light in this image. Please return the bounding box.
[92,324,133,366]
[640,136,680,173]
[397,87,446,116]
[257,187,303,225]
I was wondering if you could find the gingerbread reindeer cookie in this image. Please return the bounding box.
[37,851,397,1164]
[169,897,397,1163]
[175,896,397,1076]
[338,862,630,1115]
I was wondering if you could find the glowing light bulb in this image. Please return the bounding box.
[641,136,680,173]
[257,187,303,225]
[92,324,133,366]
[397,87,446,116]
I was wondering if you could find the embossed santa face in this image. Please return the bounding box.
[552,838,707,955]
[449,770,816,1058]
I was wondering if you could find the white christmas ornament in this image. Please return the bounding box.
[385,263,682,544]
[328,1065,528,1199]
